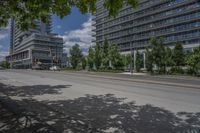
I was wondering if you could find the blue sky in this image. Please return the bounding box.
[0,8,92,61]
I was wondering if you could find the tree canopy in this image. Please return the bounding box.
[146,37,166,73]
[69,44,83,69]
[172,41,185,66]
[0,61,10,69]
[0,0,138,29]
[87,46,95,70]
[135,50,142,72]
[185,46,200,75]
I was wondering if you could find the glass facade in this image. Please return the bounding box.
[7,18,65,69]
[93,0,200,51]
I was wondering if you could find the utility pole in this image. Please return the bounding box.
[130,42,133,74]
[11,55,13,69]
[56,45,58,66]
[128,30,133,75]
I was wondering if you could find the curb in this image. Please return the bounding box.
[61,72,200,89]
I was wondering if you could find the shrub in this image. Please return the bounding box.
[170,67,184,74]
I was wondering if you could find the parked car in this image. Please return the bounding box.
[50,66,61,71]
[32,64,42,70]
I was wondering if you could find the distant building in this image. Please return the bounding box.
[6,18,66,69]
[61,53,68,68]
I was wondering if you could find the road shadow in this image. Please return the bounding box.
[0,83,200,133]
[0,83,71,97]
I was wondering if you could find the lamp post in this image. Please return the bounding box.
[128,30,133,75]
[130,43,133,74]
[56,45,58,66]
[11,54,13,69]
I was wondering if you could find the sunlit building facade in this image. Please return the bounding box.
[93,0,200,55]
[7,18,65,69]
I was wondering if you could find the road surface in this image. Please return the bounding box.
[0,70,200,133]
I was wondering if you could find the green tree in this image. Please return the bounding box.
[94,43,102,70]
[81,56,87,70]
[102,39,110,68]
[145,47,153,73]
[135,51,142,72]
[87,47,95,70]
[185,46,200,75]
[121,54,130,70]
[147,37,166,74]
[172,41,185,67]
[0,0,138,29]
[109,44,123,69]
[165,47,173,67]
[0,61,10,69]
[157,38,166,73]
[69,44,82,69]
[164,47,173,74]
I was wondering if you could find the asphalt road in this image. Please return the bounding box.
[0,70,200,133]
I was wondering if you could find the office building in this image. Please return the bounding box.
[93,0,200,55]
[7,18,65,69]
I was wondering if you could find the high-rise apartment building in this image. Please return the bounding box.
[7,18,66,69]
[93,0,200,53]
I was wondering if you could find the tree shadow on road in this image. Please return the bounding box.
[0,83,71,97]
[0,83,200,133]
[0,83,72,133]
[41,94,200,133]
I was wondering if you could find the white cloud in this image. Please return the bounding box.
[0,51,8,61]
[59,16,93,54]
[0,34,8,40]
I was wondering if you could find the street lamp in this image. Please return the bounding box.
[128,30,133,75]
[130,42,133,74]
